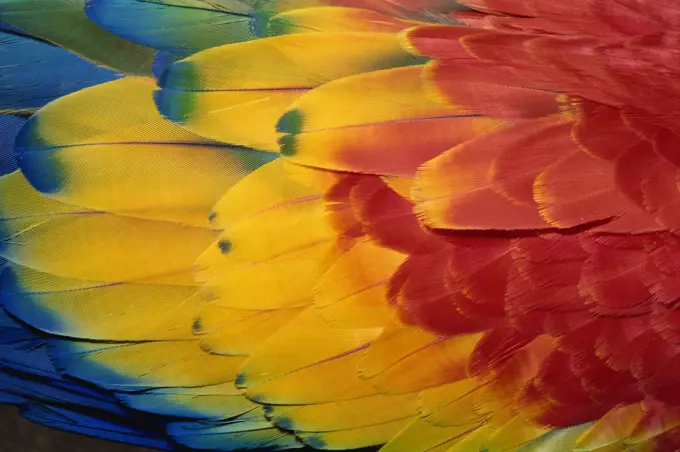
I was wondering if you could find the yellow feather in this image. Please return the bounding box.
[0,172,217,285]
[360,325,483,394]
[238,309,381,393]
[267,392,417,432]
[200,308,303,355]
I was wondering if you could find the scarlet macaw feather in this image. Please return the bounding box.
[6,0,680,451]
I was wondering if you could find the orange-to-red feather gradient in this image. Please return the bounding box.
[3,0,680,451]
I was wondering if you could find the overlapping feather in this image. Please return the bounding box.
[4,1,680,452]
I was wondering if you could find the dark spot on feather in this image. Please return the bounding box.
[276,109,303,134]
[278,134,297,157]
[235,373,247,388]
[304,434,327,449]
[217,240,231,254]
[191,318,203,333]
[249,11,273,38]
[274,416,293,430]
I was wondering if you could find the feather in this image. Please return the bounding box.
[1,263,202,340]
[347,177,442,255]
[573,404,645,451]
[21,404,173,449]
[116,383,258,420]
[359,325,482,394]
[424,60,562,119]
[534,145,643,229]
[0,392,24,404]
[193,160,343,325]
[0,30,119,113]
[8,1,680,451]
[279,65,504,177]
[388,249,499,336]
[0,172,217,285]
[199,308,303,356]
[571,100,641,161]
[266,393,416,432]
[86,0,258,57]
[16,78,276,226]
[413,119,556,230]
[517,424,593,452]
[196,162,347,312]
[297,418,413,450]
[166,415,303,451]
[237,309,380,394]
[155,88,301,152]
[481,416,551,452]
[457,0,534,16]
[314,241,405,326]
[0,370,124,414]
[418,379,489,427]
[380,417,485,452]
[0,115,24,175]
[155,32,425,148]
[205,158,324,231]
[201,242,334,310]
[49,339,246,390]
[403,25,482,59]
[268,7,418,35]
[266,393,417,449]
[0,337,57,378]
[0,0,154,75]
[243,340,378,404]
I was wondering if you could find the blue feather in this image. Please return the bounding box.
[0,391,25,404]
[86,0,257,60]
[21,404,173,450]
[0,370,125,414]
[0,115,25,176]
[152,51,181,79]
[168,415,304,451]
[0,29,120,111]
[47,340,149,390]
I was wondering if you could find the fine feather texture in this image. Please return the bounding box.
[155,32,426,150]
[0,28,120,112]
[16,77,277,226]
[8,0,680,451]
[278,65,506,177]
[0,115,24,175]
[0,0,155,75]
[0,172,218,285]
[86,0,258,57]
[1,263,203,340]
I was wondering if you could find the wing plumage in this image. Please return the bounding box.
[4,0,680,451]
[0,0,155,75]
[0,26,120,113]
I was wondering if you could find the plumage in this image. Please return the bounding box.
[16,77,276,226]
[278,65,505,177]
[0,115,24,175]
[21,404,173,450]
[7,0,680,451]
[86,0,259,57]
[0,0,154,75]
[1,263,202,340]
[155,32,425,150]
[0,28,120,112]
[0,172,217,284]
[116,383,258,420]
